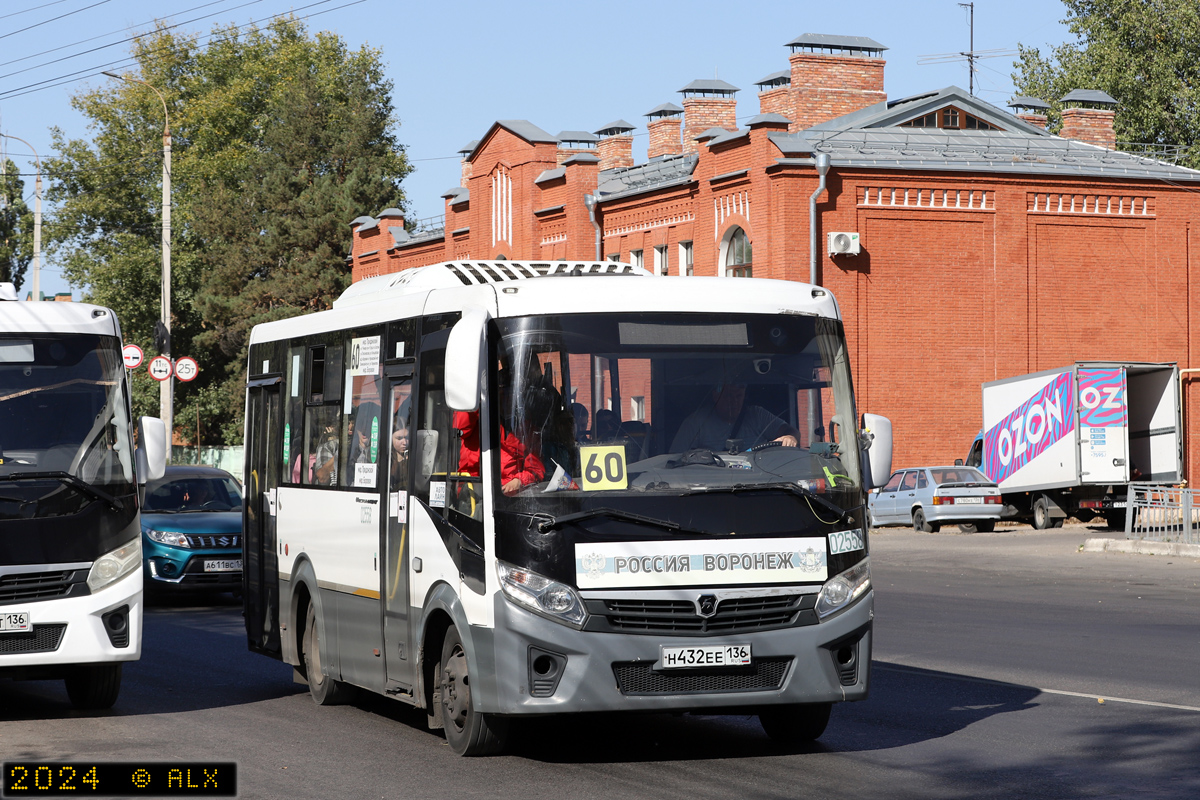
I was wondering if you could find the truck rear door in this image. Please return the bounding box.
[1077,366,1129,485]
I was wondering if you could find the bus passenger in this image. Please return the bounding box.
[453,410,545,496]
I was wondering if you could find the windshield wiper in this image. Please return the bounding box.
[536,507,681,534]
[683,482,855,525]
[0,471,124,512]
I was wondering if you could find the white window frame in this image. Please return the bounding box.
[679,241,693,276]
[654,245,668,276]
[630,249,644,269]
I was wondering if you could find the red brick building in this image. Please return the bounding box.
[349,34,1200,481]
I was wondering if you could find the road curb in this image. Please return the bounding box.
[1080,538,1200,558]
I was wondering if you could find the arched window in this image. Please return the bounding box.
[724,227,752,277]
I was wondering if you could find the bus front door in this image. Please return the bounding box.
[382,374,415,692]
[245,378,283,659]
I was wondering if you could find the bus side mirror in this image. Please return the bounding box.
[860,413,893,490]
[445,306,490,412]
[136,416,167,483]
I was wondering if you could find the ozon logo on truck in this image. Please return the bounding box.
[984,372,1076,484]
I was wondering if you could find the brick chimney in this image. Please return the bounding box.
[755,70,792,117]
[786,34,887,131]
[594,120,635,170]
[458,140,478,186]
[645,103,684,159]
[679,80,739,157]
[556,131,598,166]
[1058,89,1118,149]
[1007,97,1050,130]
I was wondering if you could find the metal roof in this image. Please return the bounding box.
[645,102,684,118]
[747,112,791,127]
[562,152,601,165]
[440,187,469,204]
[595,119,636,135]
[706,128,749,147]
[1008,96,1051,111]
[556,130,599,144]
[457,140,479,155]
[350,215,377,232]
[376,207,404,218]
[771,127,1200,182]
[786,34,887,54]
[819,86,1048,137]
[1061,89,1118,106]
[534,167,566,184]
[694,127,731,141]
[755,70,792,89]
[594,154,699,202]
[678,79,739,96]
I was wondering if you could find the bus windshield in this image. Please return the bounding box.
[488,312,861,513]
[0,333,135,518]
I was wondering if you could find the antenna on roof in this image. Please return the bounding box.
[917,2,1016,96]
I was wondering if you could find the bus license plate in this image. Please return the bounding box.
[1,611,31,633]
[658,644,752,670]
[204,559,242,572]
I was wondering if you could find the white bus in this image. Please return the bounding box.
[0,284,165,708]
[242,261,892,755]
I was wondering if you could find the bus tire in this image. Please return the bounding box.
[439,625,508,756]
[758,702,832,744]
[65,663,122,710]
[303,603,356,706]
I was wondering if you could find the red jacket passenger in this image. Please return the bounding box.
[453,410,545,496]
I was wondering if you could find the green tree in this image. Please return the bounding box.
[46,17,409,443]
[0,159,32,290]
[1012,0,1200,166]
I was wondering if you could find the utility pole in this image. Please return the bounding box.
[103,71,172,450]
[0,133,41,301]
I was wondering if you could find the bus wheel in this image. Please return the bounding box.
[303,604,355,706]
[758,702,832,744]
[65,664,122,710]
[439,626,508,756]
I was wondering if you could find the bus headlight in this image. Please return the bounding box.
[88,539,142,593]
[815,557,871,619]
[497,561,587,629]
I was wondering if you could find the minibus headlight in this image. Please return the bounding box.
[815,557,871,619]
[497,561,587,629]
[88,539,142,592]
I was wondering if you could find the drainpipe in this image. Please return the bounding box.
[584,193,601,261]
[809,153,831,285]
[1182,368,1199,487]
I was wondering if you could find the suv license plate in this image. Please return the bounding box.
[658,644,751,670]
[1,611,31,633]
[204,559,242,572]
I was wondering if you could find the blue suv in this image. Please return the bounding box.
[141,465,243,594]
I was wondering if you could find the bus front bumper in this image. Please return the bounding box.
[474,589,872,715]
[0,571,142,671]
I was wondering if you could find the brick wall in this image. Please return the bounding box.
[1060,108,1116,149]
[788,52,886,131]
[647,118,682,159]
[682,97,737,156]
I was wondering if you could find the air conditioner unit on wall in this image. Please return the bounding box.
[828,232,861,256]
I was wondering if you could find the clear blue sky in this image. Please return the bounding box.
[0,0,1073,298]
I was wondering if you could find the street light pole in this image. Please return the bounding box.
[102,71,172,451]
[0,133,41,301]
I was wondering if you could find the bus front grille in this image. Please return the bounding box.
[588,594,817,636]
[0,570,86,603]
[613,656,792,695]
[0,624,67,654]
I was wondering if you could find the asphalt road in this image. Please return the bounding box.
[3,522,1198,799]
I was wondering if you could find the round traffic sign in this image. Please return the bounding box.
[122,343,144,369]
[148,355,173,381]
[175,357,199,382]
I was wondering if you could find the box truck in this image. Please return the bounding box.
[963,362,1182,529]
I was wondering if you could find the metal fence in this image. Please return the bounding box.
[1125,483,1199,544]
[171,446,244,479]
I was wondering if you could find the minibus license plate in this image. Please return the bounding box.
[659,644,751,670]
[1,612,31,633]
[204,559,242,572]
